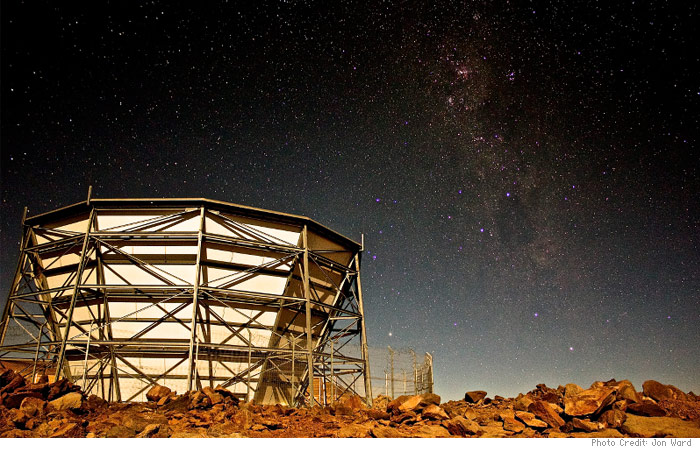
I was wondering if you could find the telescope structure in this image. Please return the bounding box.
[0,197,372,406]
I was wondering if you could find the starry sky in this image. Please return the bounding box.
[1,1,698,401]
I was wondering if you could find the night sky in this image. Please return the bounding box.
[1,1,698,402]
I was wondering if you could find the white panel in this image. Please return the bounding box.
[103,263,195,285]
[56,219,89,234]
[204,269,286,294]
[97,212,200,233]
[205,216,300,245]
[205,248,291,270]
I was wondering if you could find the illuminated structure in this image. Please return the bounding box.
[0,195,372,406]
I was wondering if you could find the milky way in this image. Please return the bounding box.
[1,1,698,401]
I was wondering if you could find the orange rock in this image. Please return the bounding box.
[528,400,565,428]
[146,384,172,402]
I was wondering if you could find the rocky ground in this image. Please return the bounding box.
[1,369,699,438]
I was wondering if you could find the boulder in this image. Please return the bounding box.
[616,380,640,404]
[336,423,372,438]
[19,396,46,417]
[371,425,407,438]
[202,386,224,405]
[146,384,172,402]
[47,379,79,401]
[465,390,487,403]
[420,392,441,406]
[48,392,82,410]
[8,408,29,428]
[564,383,583,398]
[398,395,423,412]
[386,395,412,413]
[515,411,548,428]
[528,400,565,428]
[412,424,451,438]
[599,409,627,428]
[0,372,26,395]
[621,414,700,438]
[49,422,83,438]
[444,416,480,436]
[564,386,616,416]
[503,416,525,432]
[626,401,666,417]
[136,424,161,438]
[514,394,534,411]
[335,394,365,411]
[571,417,603,432]
[642,380,688,402]
[422,404,449,421]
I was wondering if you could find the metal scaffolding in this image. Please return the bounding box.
[0,195,372,407]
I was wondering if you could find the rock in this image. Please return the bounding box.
[146,384,172,402]
[626,401,667,417]
[515,411,548,428]
[207,422,242,437]
[420,393,441,406]
[398,395,423,412]
[465,390,487,403]
[202,386,224,405]
[372,395,390,411]
[19,396,46,417]
[48,392,82,410]
[422,404,449,421]
[335,394,365,411]
[371,425,407,438]
[548,431,569,438]
[599,409,627,428]
[529,400,565,429]
[85,394,108,411]
[188,391,212,409]
[412,424,451,438]
[530,384,562,404]
[479,424,511,437]
[616,380,641,404]
[386,395,411,413]
[0,372,26,396]
[8,408,29,428]
[642,380,688,402]
[49,422,83,438]
[136,423,161,438]
[367,409,390,420]
[564,386,616,416]
[444,416,480,436]
[336,423,372,438]
[514,394,534,411]
[503,416,525,432]
[47,378,78,401]
[622,414,700,438]
[571,417,602,432]
[564,383,583,398]
[3,393,41,410]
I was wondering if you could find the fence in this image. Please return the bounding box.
[368,346,434,398]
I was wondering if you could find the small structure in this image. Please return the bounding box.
[0,195,372,406]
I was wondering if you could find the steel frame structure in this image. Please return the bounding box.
[0,196,372,407]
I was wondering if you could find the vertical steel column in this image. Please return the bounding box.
[291,335,296,405]
[388,345,395,398]
[186,206,206,391]
[354,253,373,406]
[55,208,96,380]
[330,339,334,403]
[302,225,315,407]
[0,207,29,346]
